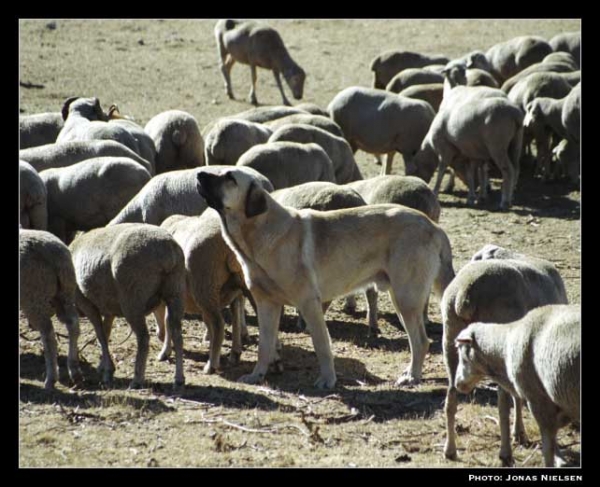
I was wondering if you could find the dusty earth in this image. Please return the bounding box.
[19,19,581,469]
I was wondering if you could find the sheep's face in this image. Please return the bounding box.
[285,68,306,100]
[196,168,268,220]
[465,51,492,73]
[523,101,541,128]
[455,331,485,394]
[442,62,467,88]
[407,141,438,183]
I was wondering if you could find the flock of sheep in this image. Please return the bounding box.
[19,20,580,468]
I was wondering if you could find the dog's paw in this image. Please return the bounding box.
[314,374,336,389]
[237,373,264,385]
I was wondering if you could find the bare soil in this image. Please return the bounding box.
[19,19,580,469]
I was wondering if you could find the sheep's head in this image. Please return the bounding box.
[284,66,306,100]
[454,327,486,394]
[465,51,492,73]
[61,96,106,121]
[523,100,542,128]
[406,138,438,183]
[442,60,467,88]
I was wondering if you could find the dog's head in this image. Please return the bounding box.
[196,168,269,219]
[61,96,106,122]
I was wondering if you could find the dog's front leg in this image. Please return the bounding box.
[298,298,336,389]
[238,299,282,385]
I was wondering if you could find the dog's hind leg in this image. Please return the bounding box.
[238,299,282,385]
[298,298,336,389]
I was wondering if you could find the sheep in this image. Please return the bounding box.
[411,73,523,210]
[218,105,309,125]
[541,51,579,70]
[20,112,64,149]
[385,68,444,94]
[506,71,574,110]
[264,113,344,138]
[328,86,435,176]
[109,165,274,226]
[268,123,363,183]
[144,109,205,173]
[20,161,47,231]
[549,31,581,68]
[455,304,580,467]
[214,19,306,106]
[441,244,569,465]
[398,83,444,112]
[40,157,152,243]
[236,141,336,190]
[370,50,450,89]
[155,211,252,372]
[293,102,329,117]
[106,104,157,168]
[482,35,554,84]
[20,228,83,390]
[553,138,580,184]
[69,223,185,389]
[204,118,273,166]
[561,82,580,143]
[501,60,578,94]
[466,68,499,88]
[19,139,154,175]
[56,97,141,156]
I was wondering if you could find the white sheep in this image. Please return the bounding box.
[144,109,205,173]
[41,157,151,243]
[214,19,306,106]
[549,31,580,68]
[20,112,64,149]
[236,141,336,190]
[441,244,569,465]
[385,68,444,94]
[204,118,273,166]
[264,114,344,138]
[20,228,82,389]
[398,83,444,113]
[109,166,274,226]
[455,304,580,467]
[69,223,186,389]
[20,161,47,231]
[370,50,450,89]
[328,86,435,176]
[268,123,363,183]
[20,139,154,175]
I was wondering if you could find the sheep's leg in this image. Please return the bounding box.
[102,315,115,341]
[442,167,456,193]
[154,304,172,362]
[490,148,515,211]
[382,152,395,176]
[465,160,478,206]
[75,290,115,385]
[512,396,529,445]
[433,150,454,197]
[365,287,380,336]
[202,309,224,374]
[221,54,235,99]
[248,65,258,105]
[165,297,185,389]
[273,70,291,106]
[229,295,245,365]
[477,162,489,203]
[343,294,357,314]
[298,298,336,389]
[30,316,59,390]
[528,400,560,467]
[60,305,83,386]
[238,300,282,385]
[127,315,150,389]
[497,387,515,466]
[443,320,461,460]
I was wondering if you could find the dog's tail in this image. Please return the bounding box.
[433,228,455,300]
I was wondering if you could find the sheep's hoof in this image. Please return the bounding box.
[500,455,515,468]
[203,363,217,375]
[228,351,241,366]
[249,95,258,106]
[44,379,56,391]
[270,359,284,374]
[157,350,171,362]
[395,373,421,387]
[444,445,457,461]
[314,373,336,389]
[513,430,530,446]
[172,380,185,395]
[368,326,381,337]
[69,368,84,386]
[128,380,144,390]
[237,373,264,385]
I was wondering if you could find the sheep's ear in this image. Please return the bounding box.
[61,96,80,121]
[245,182,267,218]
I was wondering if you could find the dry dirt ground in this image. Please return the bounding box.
[18,19,581,469]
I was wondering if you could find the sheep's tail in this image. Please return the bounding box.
[53,257,79,325]
[433,228,455,300]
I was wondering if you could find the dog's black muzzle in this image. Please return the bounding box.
[196,171,224,212]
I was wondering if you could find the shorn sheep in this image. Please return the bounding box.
[456,304,580,467]
[20,161,48,231]
[214,19,306,106]
[441,244,569,466]
[370,50,450,89]
[204,118,273,166]
[20,112,64,149]
[69,223,186,389]
[20,229,83,390]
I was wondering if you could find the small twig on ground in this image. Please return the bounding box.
[20,80,45,89]
[19,332,40,342]
[484,415,499,425]
[521,444,540,466]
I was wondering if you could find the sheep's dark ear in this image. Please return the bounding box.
[61,96,80,121]
[245,182,267,218]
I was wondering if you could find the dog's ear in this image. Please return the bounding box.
[245,182,267,218]
[61,96,80,121]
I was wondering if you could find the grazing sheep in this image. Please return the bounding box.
[542,51,579,70]
[264,113,344,138]
[561,82,580,142]
[549,31,581,68]
[501,61,577,94]
[106,105,157,168]
[155,211,249,372]
[20,112,64,149]
[455,304,580,467]
[466,68,499,88]
[20,161,47,230]
[144,109,205,173]
[370,50,450,89]
[219,105,309,125]
[508,73,573,111]
[328,86,435,176]
[20,139,154,175]
[398,83,444,112]
[553,138,580,184]
[441,244,569,465]
[41,157,151,243]
[204,118,273,166]
[214,19,306,106]
[236,142,336,190]
[268,123,363,183]
[20,229,83,390]
[294,102,329,117]
[69,223,186,389]
[109,165,274,226]
[385,68,444,93]
[483,35,554,84]
[56,97,141,156]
